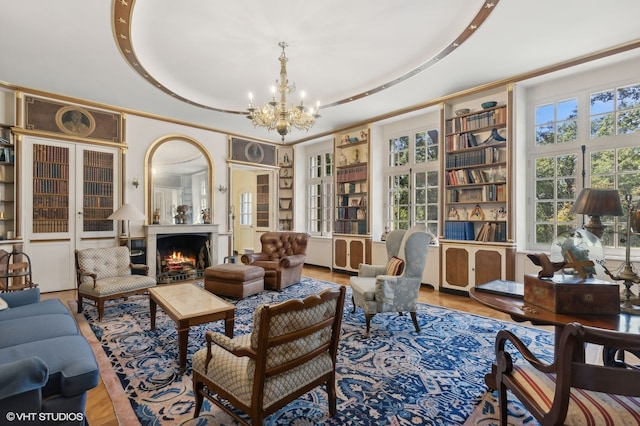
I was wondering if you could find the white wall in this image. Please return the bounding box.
[125,115,229,259]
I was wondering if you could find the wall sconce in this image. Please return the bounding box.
[131,177,139,189]
[218,185,228,193]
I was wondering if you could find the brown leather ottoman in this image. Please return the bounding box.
[204,264,265,298]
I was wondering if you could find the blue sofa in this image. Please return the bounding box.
[0,288,99,425]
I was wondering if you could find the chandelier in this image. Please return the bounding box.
[247,42,320,141]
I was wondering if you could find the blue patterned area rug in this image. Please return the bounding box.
[80,277,551,425]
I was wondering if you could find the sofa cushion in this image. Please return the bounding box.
[0,298,70,321]
[0,314,79,348]
[0,297,7,311]
[0,335,99,398]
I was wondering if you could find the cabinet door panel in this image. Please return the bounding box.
[334,239,347,268]
[475,249,502,285]
[348,239,364,269]
[445,247,469,287]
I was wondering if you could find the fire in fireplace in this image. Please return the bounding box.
[156,233,211,283]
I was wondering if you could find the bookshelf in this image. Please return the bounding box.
[277,146,293,231]
[82,149,114,232]
[440,88,516,293]
[32,143,71,234]
[256,173,270,228]
[333,126,371,272]
[0,124,15,241]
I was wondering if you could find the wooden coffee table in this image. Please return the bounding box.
[149,283,235,373]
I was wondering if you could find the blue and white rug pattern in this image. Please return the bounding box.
[85,278,551,425]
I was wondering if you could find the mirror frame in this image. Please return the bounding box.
[144,134,214,224]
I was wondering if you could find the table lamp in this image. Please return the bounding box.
[571,188,623,238]
[108,203,146,256]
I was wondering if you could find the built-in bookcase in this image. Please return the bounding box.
[439,87,516,293]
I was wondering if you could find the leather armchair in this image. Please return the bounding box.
[350,225,433,335]
[241,232,309,290]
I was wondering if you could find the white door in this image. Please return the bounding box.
[22,137,119,292]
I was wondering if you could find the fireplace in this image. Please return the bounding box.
[156,233,210,283]
[144,224,219,281]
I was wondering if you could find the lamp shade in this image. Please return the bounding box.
[107,203,146,221]
[571,188,623,217]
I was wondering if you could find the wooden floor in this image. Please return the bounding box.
[44,265,514,426]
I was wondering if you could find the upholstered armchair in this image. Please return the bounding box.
[350,225,433,336]
[192,286,346,425]
[241,232,309,290]
[495,322,640,425]
[75,246,156,321]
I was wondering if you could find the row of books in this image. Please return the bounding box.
[443,221,475,240]
[334,220,367,235]
[446,168,506,186]
[83,182,114,196]
[33,195,69,207]
[445,146,505,168]
[34,179,69,194]
[445,108,506,133]
[33,207,69,220]
[445,133,481,150]
[336,165,367,183]
[444,220,508,242]
[476,222,507,242]
[337,194,366,207]
[83,151,113,168]
[83,196,113,208]
[34,144,69,163]
[446,184,506,203]
[33,220,69,234]
[83,167,114,182]
[336,207,366,220]
[34,163,69,179]
[337,182,365,194]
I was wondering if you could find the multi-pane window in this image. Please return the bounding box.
[239,191,252,226]
[590,147,640,247]
[306,151,333,235]
[530,81,640,252]
[535,99,578,145]
[532,154,578,246]
[384,128,439,234]
[590,83,640,138]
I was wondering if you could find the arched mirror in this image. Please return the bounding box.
[145,136,213,225]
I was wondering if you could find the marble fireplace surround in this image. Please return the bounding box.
[144,224,219,279]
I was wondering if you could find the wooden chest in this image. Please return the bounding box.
[523,274,620,315]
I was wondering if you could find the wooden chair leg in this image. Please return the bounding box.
[77,295,83,314]
[97,300,105,322]
[365,314,374,336]
[410,311,420,332]
[327,376,337,416]
[351,295,356,314]
[193,377,204,417]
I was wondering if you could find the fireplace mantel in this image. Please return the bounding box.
[145,224,219,279]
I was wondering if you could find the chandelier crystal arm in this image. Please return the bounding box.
[247,41,319,142]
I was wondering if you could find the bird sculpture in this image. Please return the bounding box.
[526,253,566,279]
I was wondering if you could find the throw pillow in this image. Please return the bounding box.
[0,297,8,310]
[386,256,405,276]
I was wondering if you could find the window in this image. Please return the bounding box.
[535,98,578,145]
[384,128,439,233]
[530,81,640,252]
[239,191,252,226]
[590,83,640,138]
[306,150,333,235]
